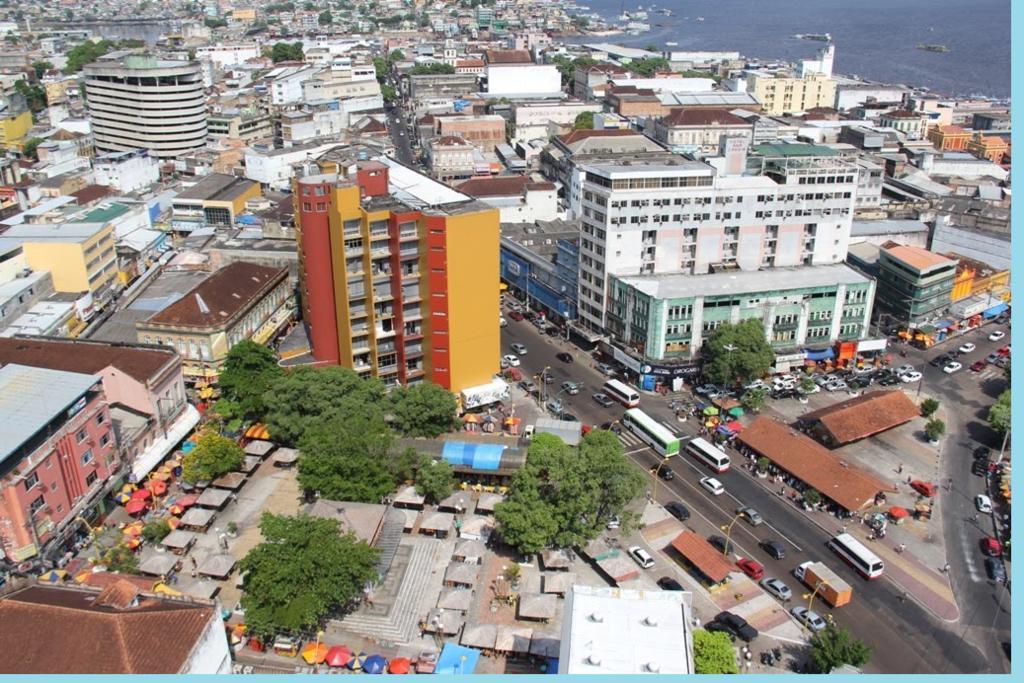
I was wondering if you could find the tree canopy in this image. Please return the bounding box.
[264,366,386,446]
[389,382,459,437]
[628,56,670,77]
[550,54,597,86]
[64,40,114,74]
[415,456,455,504]
[296,414,395,503]
[701,319,775,386]
[409,63,455,75]
[573,111,594,130]
[810,624,872,672]
[21,137,44,161]
[217,340,283,421]
[988,390,1010,434]
[239,513,379,638]
[31,60,53,79]
[692,630,738,674]
[271,42,305,63]
[495,431,644,553]
[182,431,244,483]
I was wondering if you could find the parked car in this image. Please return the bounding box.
[900,371,923,383]
[760,540,786,560]
[997,345,1011,357]
[737,558,765,580]
[606,515,620,530]
[596,362,617,376]
[760,577,792,601]
[507,310,524,321]
[665,501,691,521]
[959,342,976,354]
[657,576,684,591]
[791,606,827,632]
[560,413,580,423]
[986,352,1000,364]
[593,392,614,407]
[737,507,764,526]
[988,330,1006,342]
[708,535,730,554]
[499,316,507,327]
[628,545,655,569]
[714,611,759,642]
[825,380,848,392]
[546,326,561,338]
[518,380,538,394]
[694,384,719,396]
[502,354,520,367]
[704,621,737,641]
[972,461,991,477]
[974,446,992,461]
[930,354,952,367]
[545,399,563,415]
[943,361,963,374]
[895,364,916,375]
[555,352,574,363]
[975,494,993,514]
[985,556,1006,582]
[744,379,768,391]
[700,476,725,496]
[561,381,581,395]
[970,360,988,372]
[981,537,1003,558]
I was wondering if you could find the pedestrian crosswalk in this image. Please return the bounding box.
[976,367,1007,382]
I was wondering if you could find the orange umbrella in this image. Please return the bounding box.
[168,504,184,516]
[131,488,152,501]
[151,471,171,482]
[326,646,352,667]
[147,479,167,496]
[126,538,142,550]
[388,657,411,674]
[302,642,329,665]
[167,517,182,530]
[176,494,197,508]
[123,525,142,537]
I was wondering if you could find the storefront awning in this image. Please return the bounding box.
[804,347,835,361]
[130,404,201,482]
[983,302,1009,318]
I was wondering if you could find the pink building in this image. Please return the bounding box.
[0,364,118,564]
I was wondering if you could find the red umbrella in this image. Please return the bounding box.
[131,488,152,501]
[888,506,910,519]
[176,494,197,508]
[147,479,167,496]
[388,657,411,674]
[125,499,147,515]
[325,645,353,668]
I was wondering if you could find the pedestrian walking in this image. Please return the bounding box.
[942,563,950,573]
[897,463,903,474]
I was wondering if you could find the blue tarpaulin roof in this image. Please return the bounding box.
[441,441,505,471]
[436,643,480,675]
[804,347,836,361]
[983,302,1009,318]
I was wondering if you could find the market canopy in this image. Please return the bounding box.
[244,424,271,441]
[517,592,558,621]
[197,553,236,578]
[325,646,352,668]
[137,554,178,577]
[196,488,232,508]
[460,623,498,650]
[436,643,480,675]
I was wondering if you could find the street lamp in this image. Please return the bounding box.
[802,578,831,617]
[718,511,744,556]
[651,455,672,502]
[723,343,737,387]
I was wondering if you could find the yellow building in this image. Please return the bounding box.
[965,133,1009,164]
[0,109,32,149]
[171,173,262,231]
[927,124,971,152]
[231,8,257,21]
[0,222,117,296]
[746,72,836,116]
[947,253,1011,303]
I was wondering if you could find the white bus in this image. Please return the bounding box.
[602,379,640,408]
[828,533,884,580]
[685,437,730,473]
[622,408,681,456]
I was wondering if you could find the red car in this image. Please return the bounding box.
[910,480,938,498]
[736,558,764,580]
[970,360,988,372]
[997,346,1011,357]
[507,310,524,321]
[982,537,1003,557]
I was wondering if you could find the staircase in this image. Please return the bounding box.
[374,510,406,580]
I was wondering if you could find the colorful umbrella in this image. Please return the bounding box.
[147,479,168,496]
[39,569,67,584]
[168,504,184,516]
[131,488,152,501]
[888,506,910,519]
[347,652,367,671]
[125,499,147,515]
[121,483,138,494]
[301,642,329,665]
[702,406,719,416]
[114,492,132,505]
[123,524,142,537]
[167,517,182,530]
[151,471,171,482]
[363,655,387,675]
[176,494,197,508]
[388,657,411,674]
[126,538,142,550]
[325,645,353,668]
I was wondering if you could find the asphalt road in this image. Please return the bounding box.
[501,312,1008,673]
[385,96,415,166]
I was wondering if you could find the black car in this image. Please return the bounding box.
[560,413,580,422]
[665,501,691,521]
[657,576,684,591]
[658,467,675,481]
[708,535,731,554]
[930,354,951,367]
[974,446,992,461]
[546,326,561,337]
[760,539,786,560]
[714,611,759,642]
[972,461,990,477]
[555,352,574,363]
[878,375,900,386]
[986,557,1007,582]
[601,421,623,434]
[704,621,737,641]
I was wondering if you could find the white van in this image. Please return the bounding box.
[629,545,655,569]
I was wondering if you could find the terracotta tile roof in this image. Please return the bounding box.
[142,261,287,329]
[0,584,216,674]
[882,109,922,119]
[71,184,114,205]
[935,125,966,134]
[0,337,178,384]
[737,417,892,512]
[799,390,920,445]
[436,135,469,146]
[456,58,485,68]
[75,571,160,593]
[669,531,735,583]
[880,243,957,272]
[93,580,141,610]
[557,128,638,145]
[457,175,554,197]
[662,107,749,127]
[486,49,533,65]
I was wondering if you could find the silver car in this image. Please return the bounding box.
[791,606,827,632]
[737,506,764,526]
[760,577,792,601]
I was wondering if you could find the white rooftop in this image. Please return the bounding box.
[558,584,694,675]
[379,156,472,209]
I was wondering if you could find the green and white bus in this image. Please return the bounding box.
[622,408,681,456]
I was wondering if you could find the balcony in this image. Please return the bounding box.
[377,364,399,375]
[350,306,368,318]
[405,344,424,358]
[375,326,396,338]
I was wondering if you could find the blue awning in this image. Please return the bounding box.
[436,643,480,675]
[804,347,835,361]
[935,319,955,329]
[441,441,505,471]
[545,658,560,674]
[983,302,1009,318]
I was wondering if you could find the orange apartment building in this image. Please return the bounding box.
[927,125,971,151]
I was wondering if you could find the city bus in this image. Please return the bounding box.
[622,408,681,456]
[685,437,731,473]
[602,379,641,408]
[828,533,885,579]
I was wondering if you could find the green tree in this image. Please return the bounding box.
[142,519,172,543]
[239,513,379,638]
[271,41,305,63]
[218,340,283,420]
[15,80,47,112]
[264,366,386,446]
[389,382,459,437]
[628,56,670,77]
[100,543,139,573]
[740,388,766,413]
[296,415,395,503]
[319,10,333,25]
[925,418,946,441]
[701,319,775,386]
[388,49,405,62]
[381,83,397,102]
[756,456,770,473]
[573,111,594,129]
[800,376,817,394]
[182,431,244,483]
[988,390,1010,434]
[415,456,454,504]
[204,18,228,28]
[21,136,44,161]
[920,398,940,418]
[409,63,455,75]
[495,431,644,553]
[810,624,872,672]
[63,39,113,73]
[803,488,822,507]
[31,60,53,79]
[692,630,738,674]
[389,447,420,484]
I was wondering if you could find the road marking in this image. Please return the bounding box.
[661,420,681,433]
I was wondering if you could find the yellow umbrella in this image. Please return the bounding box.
[302,642,328,665]
[121,483,138,493]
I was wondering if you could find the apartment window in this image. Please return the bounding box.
[77,428,88,443]
[100,433,111,447]
[29,496,45,515]
[81,450,94,466]
[96,413,105,426]
[24,473,39,490]
[85,471,98,486]
[302,202,312,211]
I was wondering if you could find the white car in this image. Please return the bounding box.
[975,494,993,514]
[900,371,923,383]
[510,343,528,355]
[744,379,768,391]
[989,330,1006,342]
[798,382,820,394]
[824,380,848,392]
[628,545,655,569]
[942,361,963,374]
[502,354,520,367]
[499,316,507,327]
[760,577,792,601]
[895,364,915,376]
[699,476,725,496]
[791,606,827,632]
[959,342,976,354]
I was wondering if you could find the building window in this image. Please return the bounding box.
[29,495,45,515]
[81,450,94,466]
[76,428,88,442]
[85,471,98,486]
[100,433,111,447]
[24,472,39,490]
[50,482,58,492]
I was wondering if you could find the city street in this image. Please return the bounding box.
[386,95,415,165]
[500,312,1008,673]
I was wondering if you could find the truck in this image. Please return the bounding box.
[459,378,510,412]
[793,561,852,608]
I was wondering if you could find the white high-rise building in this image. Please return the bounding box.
[572,141,859,333]
[84,55,207,160]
